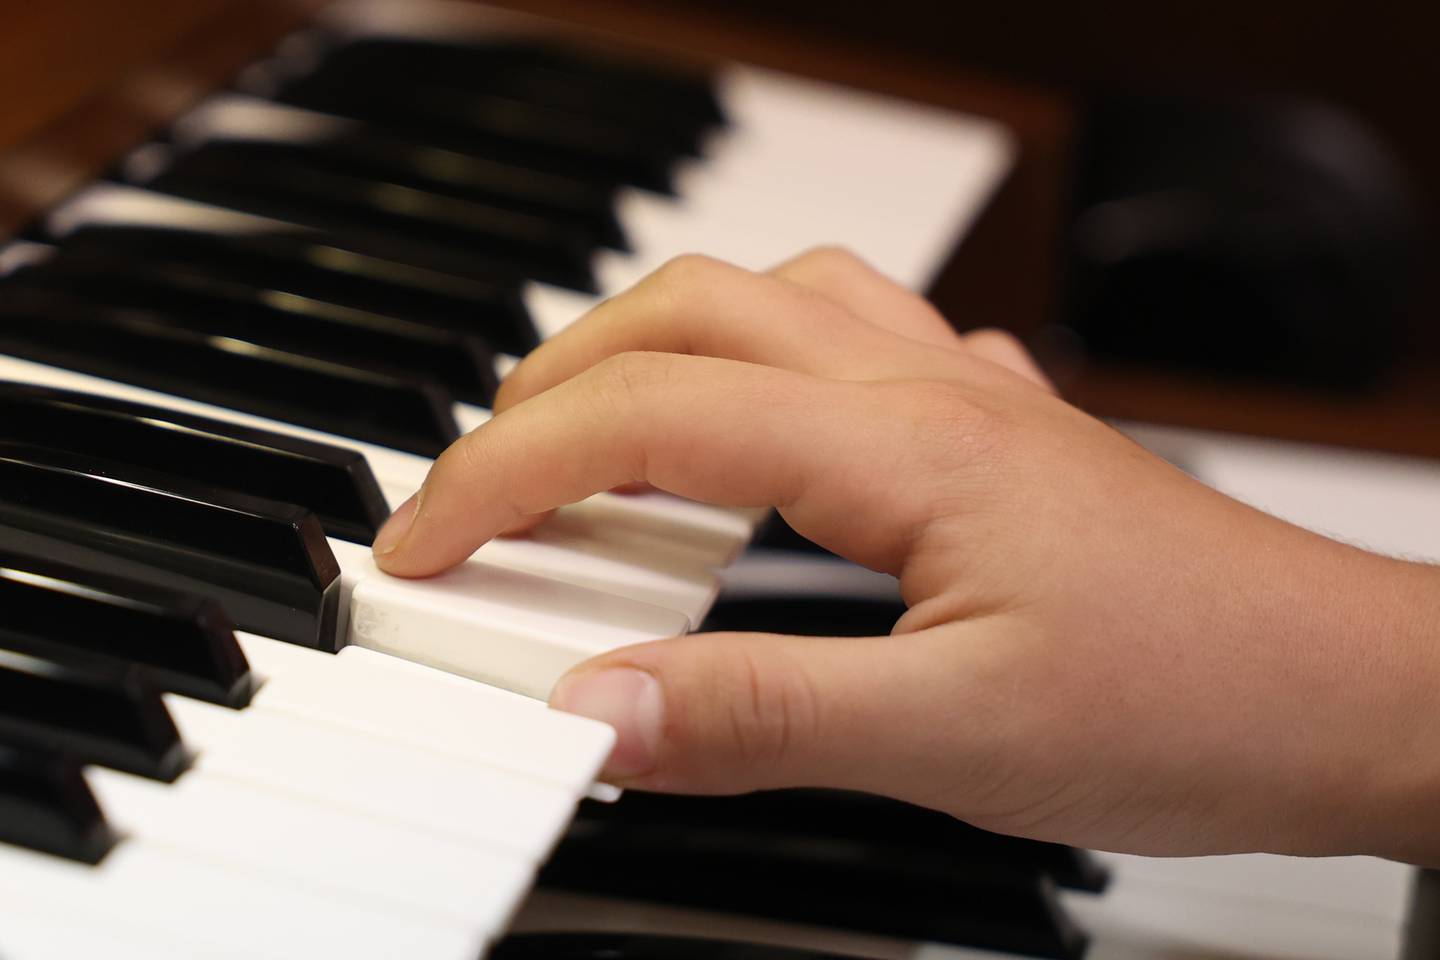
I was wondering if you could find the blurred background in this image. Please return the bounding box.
[544,0,1440,460]
[2,0,1436,458]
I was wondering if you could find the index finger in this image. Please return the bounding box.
[373,352,961,579]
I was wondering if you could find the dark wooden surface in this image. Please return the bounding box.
[2,0,1435,459]
[0,0,322,237]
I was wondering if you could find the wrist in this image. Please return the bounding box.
[1343,554,1440,864]
[1259,528,1440,862]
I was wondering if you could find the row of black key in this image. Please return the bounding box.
[0,382,373,858]
[540,790,1101,960]
[0,33,728,457]
[0,27,729,874]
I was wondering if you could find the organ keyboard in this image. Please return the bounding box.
[0,1,1014,957]
[0,2,1428,959]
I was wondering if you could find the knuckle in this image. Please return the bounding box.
[961,326,1019,349]
[445,423,500,480]
[793,244,868,275]
[723,647,822,774]
[886,379,1017,478]
[963,327,1027,354]
[589,351,679,408]
[650,253,727,294]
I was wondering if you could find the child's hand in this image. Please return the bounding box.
[375,248,1440,864]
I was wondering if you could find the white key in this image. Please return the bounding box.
[163,695,580,858]
[1094,851,1415,926]
[610,71,1011,293]
[443,404,759,560]
[87,768,533,930]
[1060,869,1405,960]
[332,540,686,698]
[0,354,712,695]
[236,633,614,789]
[0,896,246,959]
[462,531,716,628]
[0,842,483,960]
[377,479,720,624]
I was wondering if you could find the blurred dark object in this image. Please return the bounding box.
[1064,97,1421,390]
[493,932,858,960]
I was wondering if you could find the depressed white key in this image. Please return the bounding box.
[378,479,719,625]
[334,541,688,699]
[0,842,483,960]
[87,768,533,930]
[164,695,578,857]
[235,633,614,789]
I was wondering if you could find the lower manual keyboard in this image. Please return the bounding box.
[0,616,615,960]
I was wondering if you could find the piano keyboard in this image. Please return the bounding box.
[0,1,1014,957]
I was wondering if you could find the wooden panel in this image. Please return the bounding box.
[0,0,323,237]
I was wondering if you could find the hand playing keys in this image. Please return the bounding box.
[375,247,1440,866]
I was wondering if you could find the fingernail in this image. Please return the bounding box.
[551,668,664,779]
[373,493,419,557]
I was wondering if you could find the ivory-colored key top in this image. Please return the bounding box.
[332,540,688,699]
[235,632,615,788]
[87,767,535,929]
[163,696,580,858]
[0,842,484,960]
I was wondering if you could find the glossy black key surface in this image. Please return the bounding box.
[55,224,541,355]
[141,143,599,291]
[9,252,500,404]
[193,130,628,250]
[0,650,189,782]
[0,745,116,864]
[0,547,255,707]
[541,790,1093,959]
[0,381,390,546]
[0,293,461,457]
[275,65,678,192]
[571,790,1108,893]
[492,934,850,960]
[297,38,724,156]
[0,443,342,650]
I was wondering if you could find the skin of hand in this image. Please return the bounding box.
[373,247,1440,865]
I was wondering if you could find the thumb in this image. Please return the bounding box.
[548,628,990,799]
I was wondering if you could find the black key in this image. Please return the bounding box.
[494,40,727,127]
[572,790,1109,893]
[0,547,255,708]
[56,225,541,355]
[9,252,500,404]
[702,596,908,638]
[195,129,628,250]
[0,745,116,864]
[275,66,678,192]
[141,143,599,291]
[299,39,722,156]
[0,292,461,457]
[0,650,190,782]
[541,818,1087,960]
[0,443,342,650]
[0,380,390,546]
[492,934,848,960]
